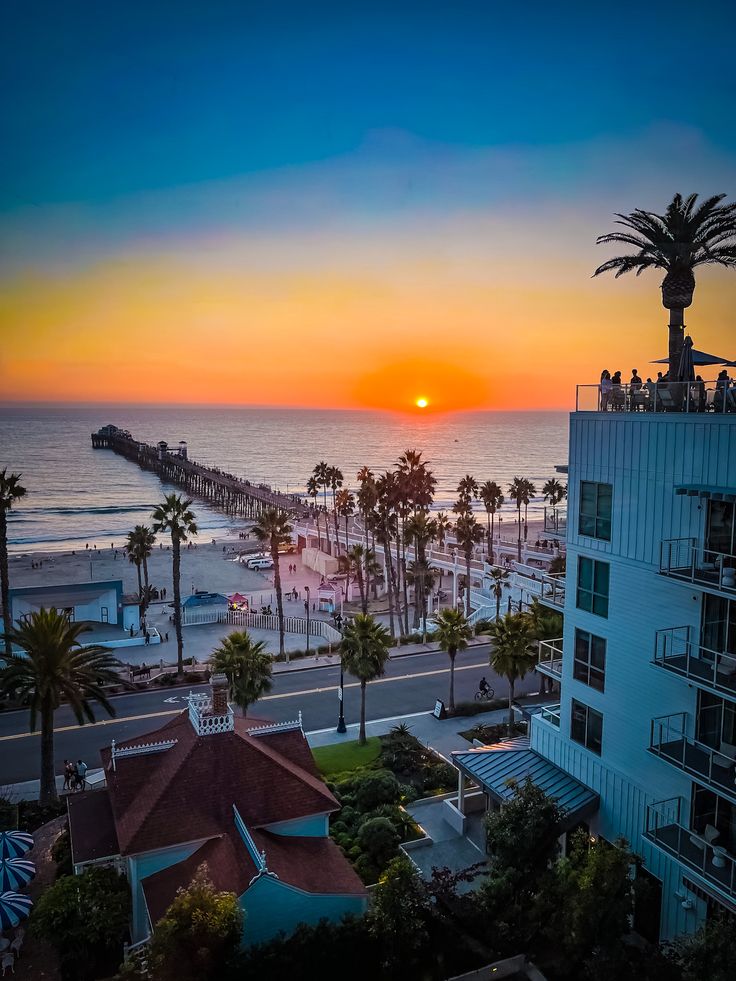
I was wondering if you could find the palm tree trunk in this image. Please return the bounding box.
[496,590,501,620]
[668,310,685,383]
[172,536,184,678]
[40,696,58,806]
[272,541,286,661]
[142,555,150,611]
[356,565,366,613]
[401,528,410,635]
[524,503,529,541]
[392,535,403,629]
[135,561,142,603]
[370,530,378,599]
[323,499,332,554]
[383,537,396,639]
[517,505,522,562]
[490,511,495,565]
[465,551,472,617]
[507,677,515,730]
[359,679,367,745]
[449,650,456,712]
[345,514,350,553]
[0,511,11,658]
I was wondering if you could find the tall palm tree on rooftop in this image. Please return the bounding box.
[253,508,292,662]
[0,609,121,805]
[593,193,736,381]
[152,493,198,679]
[0,470,27,658]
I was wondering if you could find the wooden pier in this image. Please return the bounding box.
[91,425,308,519]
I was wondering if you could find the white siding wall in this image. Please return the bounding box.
[535,411,736,940]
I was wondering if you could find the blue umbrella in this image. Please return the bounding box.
[0,891,33,930]
[0,857,36,892]
[0,832,33,861]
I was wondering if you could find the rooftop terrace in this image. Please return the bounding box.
[576,378,736,415]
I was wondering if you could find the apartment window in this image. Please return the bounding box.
[576,556,610,618]
[579,481,613,541]
[573,629,606,691]
[571,699,603,755]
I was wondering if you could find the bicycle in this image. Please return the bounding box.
[474,686,495,701]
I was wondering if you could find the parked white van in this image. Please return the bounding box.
[247,556,274,570]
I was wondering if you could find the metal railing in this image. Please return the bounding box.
[537,638,564,680]
[660,539,736,594]
[645,796,736,899]
[653,626,736,699]
[649,712,736,804]
[537,703,561,727]
[516,571,566,610]
[576,379,736,414]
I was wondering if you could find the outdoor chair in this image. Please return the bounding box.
[8,936,22,959]
[657,389,678,412]
[0,952,13,977]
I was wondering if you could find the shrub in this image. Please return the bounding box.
[358,816,401,867]
[338,770,402,811]
[0,796,66,833]
[451,698,506,717]
[51,824,73,878]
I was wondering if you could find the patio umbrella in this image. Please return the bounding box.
[0,857,36,892]
[0,892,33,930]
[678,335,696,384]
[651,349,731,366]
[0,832,33,861]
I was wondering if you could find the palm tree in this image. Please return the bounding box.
[435,512,451,551]
[432,608,473,712]
[521,480,536,542]
[210,630,272,717]
[488,612,538,729]
[454,513,483,617]
[125,525,155,611]
[405,511,437,633]
[457,474,479,505]
[0,470,27,658]
[0,609,121,805]
[542,479,567,534]
[253,508,292,662]
[306,475,321,551]
[508,478,526,562]
[335,488,355,553]
[593,193,736,380]
[152,494,198,679]
[478,480,504,562]
[312,462,332,553]
[356,471,378,595]
[488,566,509,620]
[328,466,344,548]
[126,542,143,602]
[340,613,391,745]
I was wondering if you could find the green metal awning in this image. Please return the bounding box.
[675,484,736,502]
[453,745,598,823]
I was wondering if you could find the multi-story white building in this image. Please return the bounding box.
[534,394,736,941]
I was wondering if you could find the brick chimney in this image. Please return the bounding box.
[210,673,229,716]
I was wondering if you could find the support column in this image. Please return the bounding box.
[457,770,465,814]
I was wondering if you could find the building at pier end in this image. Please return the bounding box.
[532,393,736,941]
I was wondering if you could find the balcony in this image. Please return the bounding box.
[516,572,566,611]
[536,703,561,728]
[653,626,736,701]
[537,638,564,682]
[645,797,736,901]
[660,538,736,599]
[543,506,566,535]
[649,713,736,806]
[576,379,736,414]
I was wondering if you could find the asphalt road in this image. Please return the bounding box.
[0,646,539,784]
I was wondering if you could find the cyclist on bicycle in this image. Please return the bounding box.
[479,676,490,696]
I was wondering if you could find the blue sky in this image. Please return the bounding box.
[2,0,735,211]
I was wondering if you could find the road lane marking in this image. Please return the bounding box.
[0,661,491,742]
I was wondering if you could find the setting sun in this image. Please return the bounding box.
[415,397,429,409]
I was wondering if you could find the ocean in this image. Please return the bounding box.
[0,405,568,553]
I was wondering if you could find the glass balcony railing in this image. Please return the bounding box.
[653,626,736,701]
[576,379,736,414]
[645,797,736,901]
[660,539,736,596]
[543,506,566,535]
[537,703,561,728]
[649,713,736,806]
[518,572,566,610]
[537,639,564,681]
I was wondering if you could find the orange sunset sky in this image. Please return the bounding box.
[2,6,735,412]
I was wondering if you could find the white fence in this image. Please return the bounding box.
[226,609,342,643]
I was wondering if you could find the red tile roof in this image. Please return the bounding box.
[100,710,339,856]
[67,790,120,865]
[141,827,366,926]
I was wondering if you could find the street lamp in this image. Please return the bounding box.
[336,606,346,734]
[304,585,311,656]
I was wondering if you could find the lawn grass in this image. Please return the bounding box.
[312,737,382,776]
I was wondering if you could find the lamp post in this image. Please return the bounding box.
[336,603,346,734]
[304,585,310,656]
